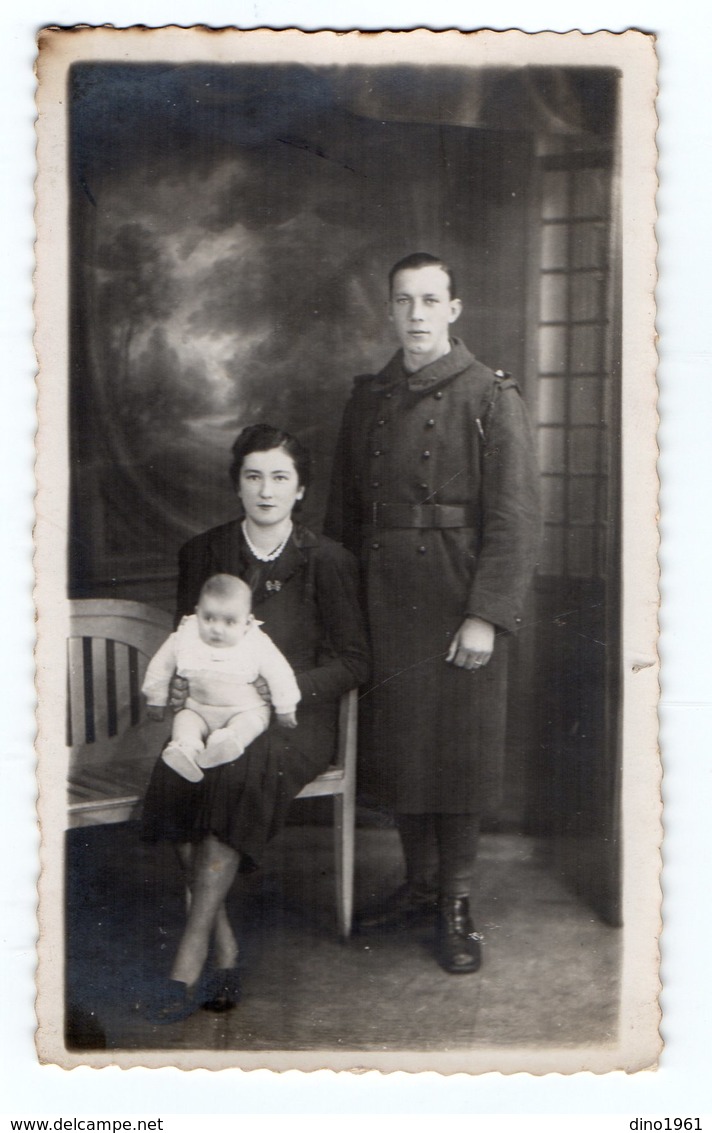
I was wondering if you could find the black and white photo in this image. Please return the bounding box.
[34,27,659,1073]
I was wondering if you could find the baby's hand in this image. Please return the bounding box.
[275,710,298,729]
[145,704,166,722]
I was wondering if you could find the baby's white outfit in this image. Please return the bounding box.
[142,614,301,782]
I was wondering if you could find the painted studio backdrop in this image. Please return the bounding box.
[69,63,621,920]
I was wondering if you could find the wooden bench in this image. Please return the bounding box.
[66,598,357,937]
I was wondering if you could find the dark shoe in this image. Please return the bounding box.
[145,978,203,1025]
[202,968,241,1013]
[357,883,439,933]
[436,896,483,974]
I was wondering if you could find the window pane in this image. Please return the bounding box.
[539,325,567,374]
[538,377,566,424]
[570,379,603,425]
[568,426,600,474]
[539,525,564,575]
[540,274,568,322]
[542,170,570,219]
[573,168,608,218]
[597,522,610,576]
[538,426,566,473]
[568,476,599,524]
[600,429,610,473]
[571,324,604,373]
[571,272,606,321]
[566,526,596,578]
[572,222,608,269]
[541,475,565,522]
[541,224,568,270]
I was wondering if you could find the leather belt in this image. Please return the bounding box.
[363,503,473,529]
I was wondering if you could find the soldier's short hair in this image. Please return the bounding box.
[388,252,457,299]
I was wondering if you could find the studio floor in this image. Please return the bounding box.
[65,819,620,1056]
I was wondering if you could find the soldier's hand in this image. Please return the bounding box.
[145,704,166,722]
[168,674,189,712]
[446,617,495,671]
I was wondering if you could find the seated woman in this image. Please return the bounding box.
[141,423,370,1023]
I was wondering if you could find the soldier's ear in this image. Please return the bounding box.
[448,298,463,324]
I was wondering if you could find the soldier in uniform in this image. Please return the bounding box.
[324,252,540,974]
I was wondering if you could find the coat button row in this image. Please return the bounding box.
[425,419,435,428]
[370,481,430,490]
[370,543,427,554]
[371,483,433,490]
[422,451,431,459]
[434,391,443,399]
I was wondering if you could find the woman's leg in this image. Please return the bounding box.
[170,834,241,988]
[175,842,239,970]
[175,841,196,915]
[211,907,239,969]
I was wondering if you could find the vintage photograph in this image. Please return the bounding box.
[34,27,659,1072]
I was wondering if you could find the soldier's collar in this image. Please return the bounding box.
[376,338,475,393]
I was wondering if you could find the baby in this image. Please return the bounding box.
[142,573,301,783]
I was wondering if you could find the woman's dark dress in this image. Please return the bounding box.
[141,523,370,868]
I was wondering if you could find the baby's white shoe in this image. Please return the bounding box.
[162,742,204,783]
[199,730,244,769]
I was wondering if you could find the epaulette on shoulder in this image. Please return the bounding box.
[493,368,520,392]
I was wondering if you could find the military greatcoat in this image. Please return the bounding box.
[324,338,540,814]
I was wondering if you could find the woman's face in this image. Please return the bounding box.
[238,447,304,528]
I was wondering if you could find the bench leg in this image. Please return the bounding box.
[333,790,355,940]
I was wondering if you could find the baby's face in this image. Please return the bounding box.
[196,595,250,648]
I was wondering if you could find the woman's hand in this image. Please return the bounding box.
[168,674,189,712]
[252,676,272,703]
[446,617,495,671]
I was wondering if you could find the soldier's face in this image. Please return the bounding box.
[389,265,462,369]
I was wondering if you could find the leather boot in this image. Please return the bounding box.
[436,896,483,974]
[357,882,439,933]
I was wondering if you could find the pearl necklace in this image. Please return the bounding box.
[242,520,292,563]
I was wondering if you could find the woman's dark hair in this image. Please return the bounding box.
[228,424,312,491]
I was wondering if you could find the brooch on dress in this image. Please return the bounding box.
[265,579,282,592]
